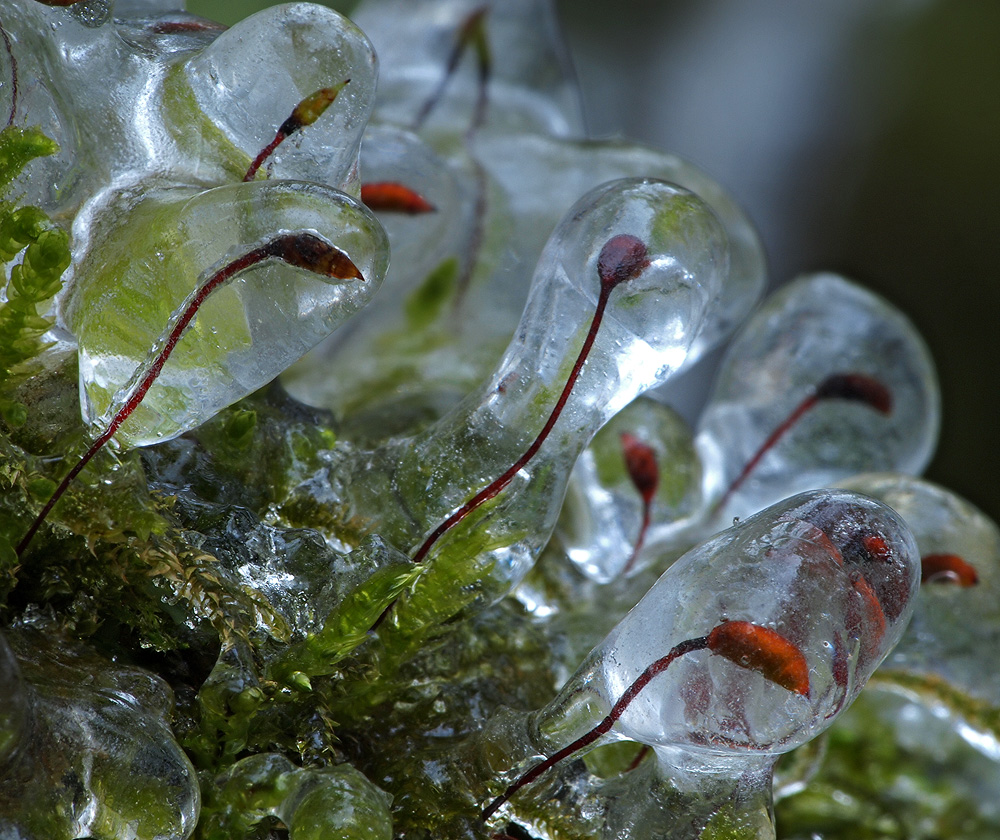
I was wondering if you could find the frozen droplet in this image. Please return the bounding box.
[697,273,939,524]
[283,124,481,431]
[471,132,767,370]
[339,178,727,616]
[181,3,377,191]
[63,179,388,448]
[557,396,703,583]
[353,0,584,138]
[841,472,1000,706]
[537,490,919,757]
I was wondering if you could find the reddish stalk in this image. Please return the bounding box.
[621,432,659,576]
[480,620,809,822]
[921,553,978,586]
[16,232,362,557]
[712,372,892,516]
[360,181,436,215]
[244,82,350,182]
[409,234,651,565]
[412,6,491,134]
[0,15,16,127]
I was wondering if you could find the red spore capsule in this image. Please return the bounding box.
[815,372,893,415]
[361,182,436,215]
[621,432,659,575]
[921,553,979,586]
[598,234,651,291]
[705,620,810,697]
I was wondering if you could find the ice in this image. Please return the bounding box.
[840,473,1000,705]
[181,3,377,193]
[63,179,388,448]
[697,273,940,524]
[285,129,765,439]
[205,753,393,838]
[282,124,482,434]
[471,133,768,372]
[0,628,198,839]
[352,0,584,138]
[536,490,919,758]
[556,396,704,583]
[333,178,727,607]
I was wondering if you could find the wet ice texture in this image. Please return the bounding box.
[181,3,377,192]
[537,490,919,760]
[339,179,727,600]
[352,0,584,138]
[3,2,388,447]
[697,273,939,524]
[63,180,387,448]
[840,473,1000,706]
[556,396,704,583]
[206,753,393,840]
[0,629,198,840]
[282,124,483,436]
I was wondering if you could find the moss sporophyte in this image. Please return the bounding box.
[0,2,997,839]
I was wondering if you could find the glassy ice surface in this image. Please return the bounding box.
[209,753,393,839]
[697,273,940,524]
[471,133,768,370]
[557,396,704,583]
[181,3,377,193]
[0,629,199,840]
[352,0,584,138]
[342,179,727,596]
[538,490,919,758]
[63,180,387,447]
[840,473,1000,705]
[282,124,482,433]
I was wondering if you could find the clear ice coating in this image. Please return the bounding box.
[205,753,392,840]
[839,473,1000,705]
[281,123,483,435]
[338,178,728,606]
[697,273,940,524]
[1,1,984,838]
[556,396,704,583]
[0,629,199,840]
[62,180,388,447]
[284,127,766,437]
[535,490,919,759]
[351,0,585,138]
[179,3,377,192]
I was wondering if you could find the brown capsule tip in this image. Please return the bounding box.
[267,232,364,282]
[280,81,350,135]
[597,233,650,291]
[707,620,810,697]
[621,432,659,502]
[814,372,893,415]
[921,553,979,586]
[360,181,437,215]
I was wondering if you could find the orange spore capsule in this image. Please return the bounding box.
[360,182,436,215]
[621,432,659,575]
[706,620,810,697]
[921,553,979,586]
[862,534,892,561]
[622,433,658,502]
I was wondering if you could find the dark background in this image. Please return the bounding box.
[188,0,1000,524]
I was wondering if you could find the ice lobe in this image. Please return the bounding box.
[63,180,388,448]
[698,273,940,523]
[181,3,377,193]
[539,490,919,758]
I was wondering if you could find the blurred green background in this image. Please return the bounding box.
[188,0,1000,525]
